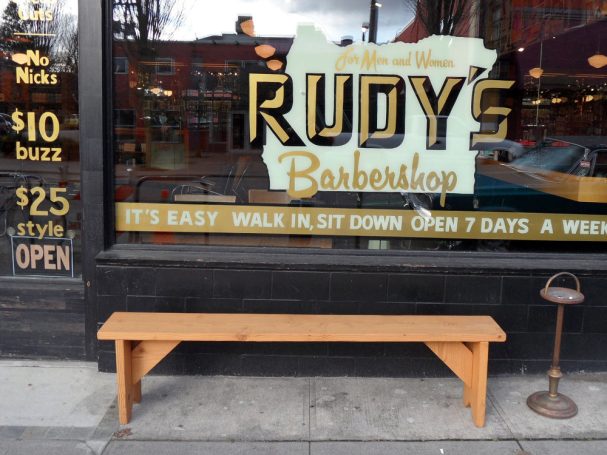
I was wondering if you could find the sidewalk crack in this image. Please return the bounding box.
[488,383,516,439]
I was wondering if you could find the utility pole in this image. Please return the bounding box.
[368,0,381,43]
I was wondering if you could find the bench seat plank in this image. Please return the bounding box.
[98,313,506,343]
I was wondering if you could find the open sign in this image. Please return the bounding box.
[11,236,74,278]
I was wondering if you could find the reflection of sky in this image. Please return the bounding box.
[175,0,412,43]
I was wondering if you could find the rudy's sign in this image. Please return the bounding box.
[249,26,514,206]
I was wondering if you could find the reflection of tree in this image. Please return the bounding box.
[0,1,64,57]
[113,0,183,47]
[403,0,476,36]
[0,0,77,72]
[112,1,184,164]
[113,0,184,94]
[0,2,26,54]
[57,15,78,75]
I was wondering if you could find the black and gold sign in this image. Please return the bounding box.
[248,26,515,203]
[116,203,607,242]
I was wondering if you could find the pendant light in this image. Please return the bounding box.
[588,53,607,69]
[588,34,607,69]
[529,67,544,79]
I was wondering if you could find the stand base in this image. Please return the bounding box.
[527,391,578,419]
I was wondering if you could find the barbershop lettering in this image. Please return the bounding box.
[278,150,457,206]
[250,72,508,151]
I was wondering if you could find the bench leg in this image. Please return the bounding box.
[469,341,489,428]
[115,340,134,425]
[463,342,473,408]
[463,382,472,408]
[133,380,142,404]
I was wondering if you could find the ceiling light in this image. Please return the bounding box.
[588,53,607,69]
[266,59,283,71]
[255,45,276,59]
[529,67,544,79]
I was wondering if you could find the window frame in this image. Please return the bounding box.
[98,0,607,258]
[155,57,175,75]
[113,57,129,74]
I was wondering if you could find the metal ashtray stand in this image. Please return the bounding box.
[527,272,584,419]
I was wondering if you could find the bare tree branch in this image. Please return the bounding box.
[402,0,475,36]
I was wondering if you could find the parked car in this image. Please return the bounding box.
[471,138,607,213]
[0,113,16,137]
[63,114,79,129]
[477,139,528,162]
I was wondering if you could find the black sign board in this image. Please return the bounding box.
[11,236,74,278]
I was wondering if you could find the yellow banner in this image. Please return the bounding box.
[116,203,607,241]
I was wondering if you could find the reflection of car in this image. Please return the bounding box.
[407,114,527,159]
[63,114,79,129]
[472,138,607,213]
[478,139,527,162]
[0,113,16,137]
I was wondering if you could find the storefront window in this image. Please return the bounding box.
[0,0,80,276]
[112,0,607,253]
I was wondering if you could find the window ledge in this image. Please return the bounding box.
[95,244,607,275]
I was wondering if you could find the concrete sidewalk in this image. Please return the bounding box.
[1,360,606,454]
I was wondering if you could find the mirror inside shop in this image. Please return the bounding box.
[0,0,80,277]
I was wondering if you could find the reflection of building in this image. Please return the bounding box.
[113,21,292,165]
[395,1,607,141]
[397,1,605,49]
[0,56,78,128]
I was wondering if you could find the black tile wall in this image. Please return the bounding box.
[185,297,243,313]
[213,270,271,299]
[97,295,126,322]
[561,333,607,361]
[94,264,607,376]
[126,296,185,313]
[242,298,308,314]
[241,355,300,376]
[125,268,157,296]
[331,273,387,301]
[444,275,502,304]
[583,307,607,333]
[359,302,416,315]
[501,276,534,305]
[416,303,529,332]
[96,267,127,296]
[271,272,330,301]
[575,277,607,306]
[387,274,445,302]
[528,305,584,333]
[156,269,212,298]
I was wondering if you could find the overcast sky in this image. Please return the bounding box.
[176,0,413,43]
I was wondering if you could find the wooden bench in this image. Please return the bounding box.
[97,312,506,427]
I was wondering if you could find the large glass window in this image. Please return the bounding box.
[0,0,80,276]
[112,1,607,253]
